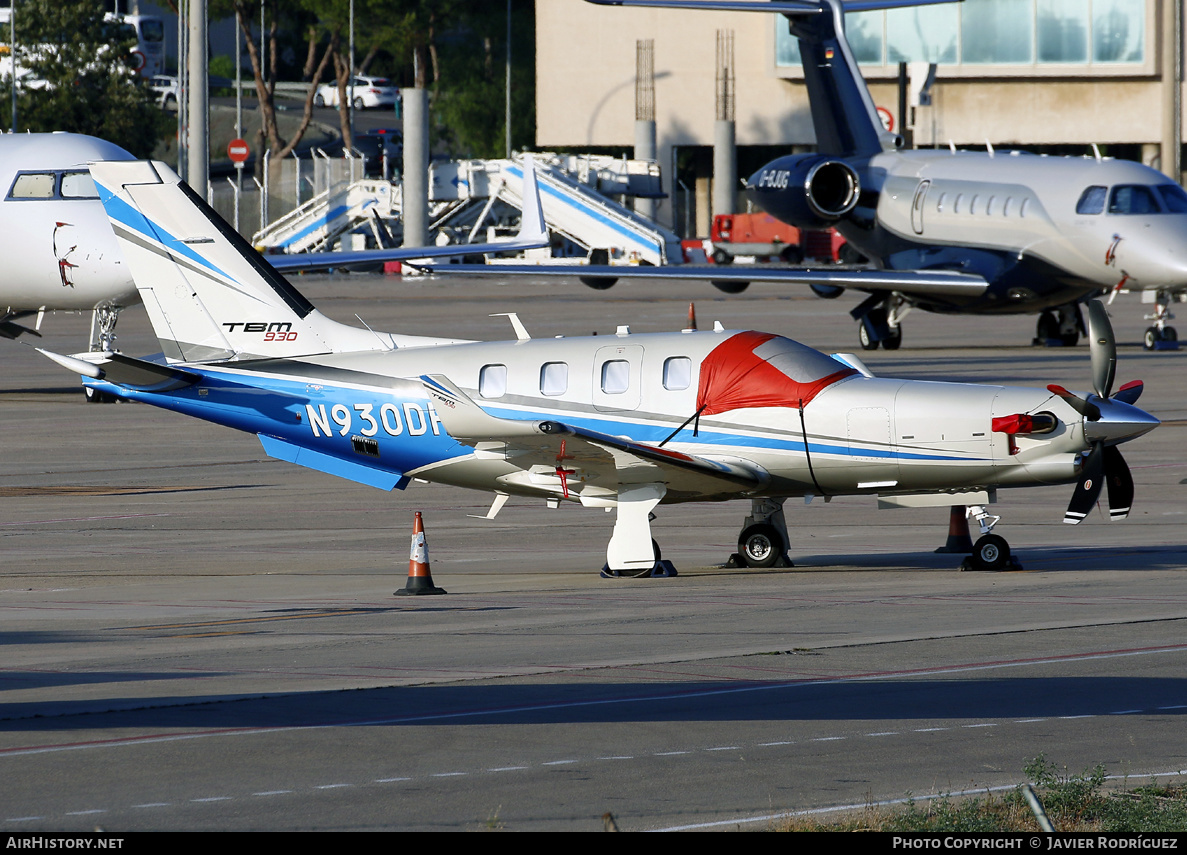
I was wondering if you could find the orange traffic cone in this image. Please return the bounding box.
[934,505,974,554]
[395,511,447,595]
[685,302,698,331]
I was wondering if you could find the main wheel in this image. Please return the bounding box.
[858,322,879,351]
[882,326,903,351]
[779,245,804,265]
[738,523,784,569]
[970,534,1011,572]
[1059,328,1080,347]
[1036,310,1059,341]
[1144,326,1162,350]
[1164,326,1178,343]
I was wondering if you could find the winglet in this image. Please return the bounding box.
[514,154,547,245]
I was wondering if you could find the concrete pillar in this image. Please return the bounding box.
[186,0,208,200]
[401,88,429,248]
[634,119,657,222]
[713,119,736,219]
[1162,0,1182,183]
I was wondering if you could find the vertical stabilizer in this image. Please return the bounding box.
[90,160,371,362]
[791,0,894,158]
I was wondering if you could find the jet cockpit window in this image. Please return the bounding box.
[479,364,507,399]
[539,362,568,396]
[1156,184,1187,214]
[663,357,692,391]
[1108,185,1161,215]
[601,360,630,395]
[9,172,56,199]
[60,171,98,199]
[1076,186,1107,215]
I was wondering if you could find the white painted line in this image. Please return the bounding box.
[431,772,467,777]
[253,790,293,796]
[315,784,351,789]
[132,803,171,808]
[375,778,410,783]
[65,809,105,816]
[758,741,793,746]
[655,750,691,756]
[489,766,528,772]
[191,797,232,802]
[706,746,739,751]
[867,732,898,737]
[543,759,577,766]
[962,723,996,728]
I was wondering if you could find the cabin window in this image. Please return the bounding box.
[539,362,568,396]
[479,364,507,399]
[1076,186,1107,215]
[935,193,946,212]
[1108,185,1161,215]
[1003,197,1013,216]
[1157,184,1187,214]
[9,172,56,199]
[600,360,630,395]
[953,193,963,213]
[60,171,98,199]
[1019,198,1029,217]
[663,357,692,391]
[985,195,996,215]
[969,195,978,214]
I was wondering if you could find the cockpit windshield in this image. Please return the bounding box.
[1076,184,1187,216]
[696,332,857,415]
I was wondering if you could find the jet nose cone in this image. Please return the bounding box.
[1084,398,1160,445]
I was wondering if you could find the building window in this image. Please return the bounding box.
[540,362,568,396]
[775,0,1145,70]
[479,364,507,399]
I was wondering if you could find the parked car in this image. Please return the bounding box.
[149,74,178,110]
[314,75,399,110]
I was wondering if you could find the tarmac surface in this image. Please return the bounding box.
[2,273,1187,831]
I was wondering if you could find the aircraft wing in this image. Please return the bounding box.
[426,263,989,299]
[422,374,766,498]
[265,155,549,273]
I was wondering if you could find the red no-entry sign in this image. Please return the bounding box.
[227,138,250,165]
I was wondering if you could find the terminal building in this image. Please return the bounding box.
[536,0,1181,236]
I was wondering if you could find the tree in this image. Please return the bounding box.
[0,0,169,157]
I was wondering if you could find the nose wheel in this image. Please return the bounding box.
[726,499,795,569]
[957,506,1023,571]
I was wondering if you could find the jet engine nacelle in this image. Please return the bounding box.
[747,154,860,227]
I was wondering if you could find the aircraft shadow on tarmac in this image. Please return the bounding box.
[1,676,1184,732]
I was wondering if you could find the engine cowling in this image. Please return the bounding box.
[747,154,860,227]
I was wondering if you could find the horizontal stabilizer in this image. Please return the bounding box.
[37,349,200,391]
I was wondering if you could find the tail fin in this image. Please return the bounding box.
[791,1,896,158]
[90,160,376,362]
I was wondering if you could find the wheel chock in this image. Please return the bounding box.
[600,559,678,578]
[724,552,794,568]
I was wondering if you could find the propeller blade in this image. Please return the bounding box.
[1112,380,1144,405]
[1087,300,1117,400]
[1064,443,1104,525]
[1102,445,1134,521]
[1047,384,1101,421]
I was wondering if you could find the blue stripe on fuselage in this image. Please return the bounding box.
[82,365,986,492]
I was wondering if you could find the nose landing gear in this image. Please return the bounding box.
[959,505,1024,572]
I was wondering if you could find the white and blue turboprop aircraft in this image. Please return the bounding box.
[0,134,548,352]
[36,159,1158,575]
[459,0,1187,351]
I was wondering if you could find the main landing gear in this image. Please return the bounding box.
[84,304,124,405]
[1142,290,1180,351]
[600,483,678,578]
[1034,305,1083,347]
[956,505,1023,572]
[725,498,795,569]
[853,295,906,351]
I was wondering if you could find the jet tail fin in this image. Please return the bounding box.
[90,160,380,363]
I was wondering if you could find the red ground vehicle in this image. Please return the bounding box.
[709,212,858,265]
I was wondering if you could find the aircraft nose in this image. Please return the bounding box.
[1084,398,1160,445]
[1114,221,1187,287]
